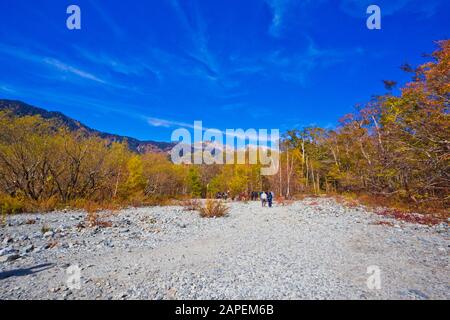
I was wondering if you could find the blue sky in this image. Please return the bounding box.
[0,0,448,142]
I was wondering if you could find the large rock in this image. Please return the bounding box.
[0,247,17,256]
[0,253,20,263]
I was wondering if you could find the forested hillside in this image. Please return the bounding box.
[0,99,175,154]
[0,40,448,215]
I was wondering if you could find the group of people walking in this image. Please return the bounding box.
[250,191,274,207]
[259,191,274,207]
[216,190,275,207]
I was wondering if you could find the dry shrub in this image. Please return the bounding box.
[143,196,174,207]
[85,211,112,228]
[276,196,294,206]
[41,224,51,234]
[84,202,112,228]
[83,201,102,214]
[127,193,146,207]
[376,208,442,226]
[335,193,448,221]
[35,196,59,212]
[121,193,174,207]
[1,194,62,214]
[332,195,359,208]
[372,220,394,227]
[0,194,25,215]
[333,195,346,205]
[182,199,201,211]
[346,200,359,207]
[46,240,58,249]
[199,200,229,218]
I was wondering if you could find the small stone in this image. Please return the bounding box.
[22,244,34,253]
[43,231,54,238]
[104,240,114,248]
[33,245,45,253]
[408,289,429,300]
[2,237,13,244]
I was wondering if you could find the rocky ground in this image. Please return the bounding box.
[0,198,448,300]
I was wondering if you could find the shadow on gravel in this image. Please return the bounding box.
[0,263,55,280]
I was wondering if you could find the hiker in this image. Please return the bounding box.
[260,191,267,207]
[267,191,273,207]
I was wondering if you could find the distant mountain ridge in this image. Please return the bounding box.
[0,99,175,154]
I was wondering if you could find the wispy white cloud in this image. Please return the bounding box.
[166,0,246,91]
[75,48,138,76]
[146,116,279,142]
[42,57,107,84]
[0,83,150,119]
[168,0,219,74]
[74,46,162,82]
[220,102,246,111]
[146,117,200,129]
[87,0,124,38]
[265,0,319,37]
[0,43,107,84]
[226,39,364,86]
[265,0,291,37]
[265,40,364,84]
[0,84,16,94]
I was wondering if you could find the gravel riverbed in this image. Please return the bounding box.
[0,198,448,300]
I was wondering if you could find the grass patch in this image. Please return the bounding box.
[199,200,229,218]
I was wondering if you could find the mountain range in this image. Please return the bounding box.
[0,99,175,154]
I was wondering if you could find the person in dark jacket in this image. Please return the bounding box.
[267,191,273,207]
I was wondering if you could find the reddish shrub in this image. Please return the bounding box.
[372,220,394,227]
[376,209,442,226]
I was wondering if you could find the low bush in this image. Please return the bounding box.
[84,202,113,228]
[275,196,294,206]
[199,200,229,218]
[182,199,201,211]
[85,211,112,228]
[41,224,51,234]
[0,194,26,215]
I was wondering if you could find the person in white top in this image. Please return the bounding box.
[260,191,267,207]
